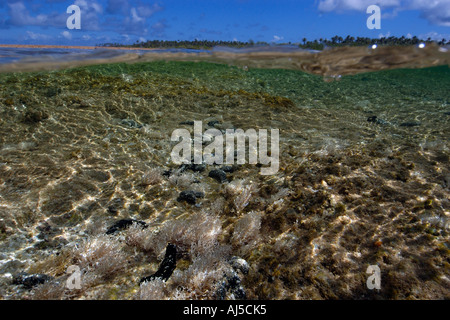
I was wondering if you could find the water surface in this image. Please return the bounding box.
[0,45,449,300]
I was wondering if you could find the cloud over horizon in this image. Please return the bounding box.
[2,0,165,34]
[318,0,450,26]
[0,1,448,45]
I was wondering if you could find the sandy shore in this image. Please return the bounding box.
[0,44,160,72]
[0,44,158,51]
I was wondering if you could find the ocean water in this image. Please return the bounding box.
[0,45,449,300]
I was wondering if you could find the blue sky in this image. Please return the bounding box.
[0,0,449,45]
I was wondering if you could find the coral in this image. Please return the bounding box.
[137,239,233,300]
[140,245,232,300]
[231,211,262,255]
[72,235,128,281]
[139,168,163,186]
[270,188,291,202]
[224,179,258,214]
[106,219,147,235]
[31,281,66,300]
[126,211,222,259]
[138,278,170,300]
[168,170,198,189]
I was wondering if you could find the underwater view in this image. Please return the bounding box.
[0,43,448,300]
[0,0,449,302]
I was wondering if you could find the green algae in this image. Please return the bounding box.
[0,60,449,300]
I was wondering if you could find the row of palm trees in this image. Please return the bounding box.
[299,35,450,50]
[99,35,450,50]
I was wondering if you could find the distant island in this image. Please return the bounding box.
[100,35,450,50]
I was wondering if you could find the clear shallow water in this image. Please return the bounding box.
[0,45,449,300]
[0,46,210,65]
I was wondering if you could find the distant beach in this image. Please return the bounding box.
[0,44,158,51]
[0,44,163,71]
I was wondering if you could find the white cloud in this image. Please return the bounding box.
[72,0,103,30]
[6,0,101,30]
[272,35,284,42]
[130,7,143,23]
[5,0,164,36]
[151,20,168,36]
[318,0,400,12]
[61,30,72,40]
[8,1,49,26]
[74,0,102,14]
[122,34,131,42]
[137,3,163,18]
[416,0,450,27]
[317,0,450,26]
[25,31,51,41]
[419,31,450,41]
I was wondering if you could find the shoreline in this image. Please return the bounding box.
[0,44,158,51]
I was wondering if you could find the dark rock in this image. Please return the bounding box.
[107,206,118,215]
[400,122,421,127]
[367,115,377,122]
[162,169,172,177]
[177,190,205,205]
[207,120,221,127]
[22,109,49,124]
[180,163,206,173]
[367,115,388,125]
[215,283,227,300]
[233,287,246,299]
[444,112,450,116]
[227,274,241,288]
[220,165,235,173]
[190,164,206,172]
[209,169,228,183]
[106,219,147,235]
[120,119,143,128]
[229,256,249,275]
[179,121,195,125]
[140,243,177,284]
[12,272,53,289]
[45,87,61,97]
[215,270,246,300]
